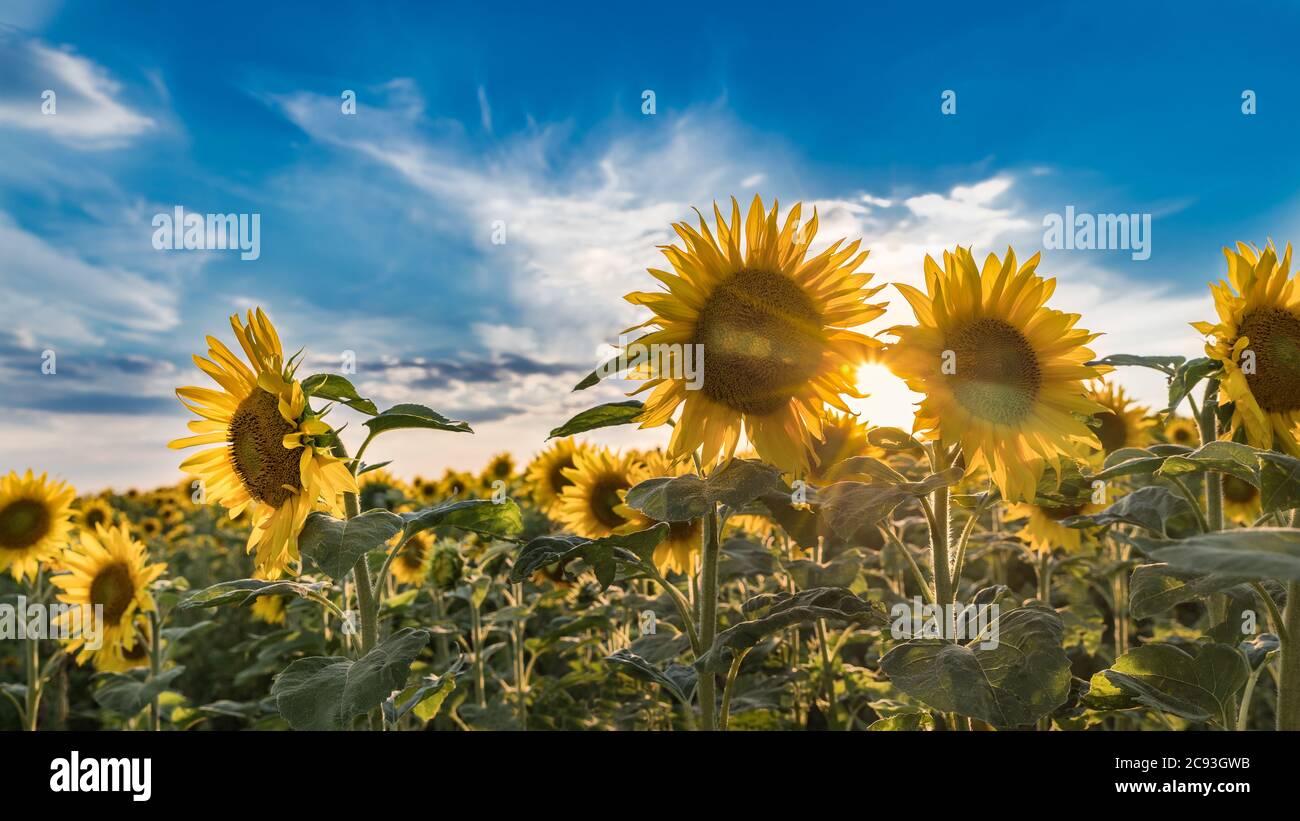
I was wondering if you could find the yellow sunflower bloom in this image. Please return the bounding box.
[358,468,408,512]
[390,532,433,586]
[1222,474,1262,524]
[250,594,288,625]
[91,617,152,673]
[524,438,592,515]
[624,195,886,473]
[1192,241,1300,455]
[555,448,641,538]
[0,470,76,583]
[1163,416,1200,448]
[480,452,516,488]
[168,309,357,578]
[616,450,701,576]
[1005,499,1104,553]
[1087,380,1155,456]
[74,498,116,533]
[52,523,166,665]
[807,411,883,484]
[886,247,1107,502]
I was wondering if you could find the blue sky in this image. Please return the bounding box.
[4,0,1300,490]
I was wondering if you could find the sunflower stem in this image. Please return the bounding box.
[148,608,163,732]
[24,611,39,731]
[697,502,721,730]
[926,443,954,607]
[718,646,749,731]
[1278,580,1300,730]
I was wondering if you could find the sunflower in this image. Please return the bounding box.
[52,523,166,665]
[412,475,441,504]
[1193,241,1300,455]
[525,439,592,515]
[624,196,886,473]
[168,309,357,578]
[358,468,407,512]
[1005,499,1103,553]
[75,498,116,533]
[137,516,164,540]
[92,617,152,673]
[615,450,701,576]
[807,411,883,484]
[886,247,1108,502]
[0,470,76,583]
[555,448,642,538]
[250,594,287,625]
[1222,474,1262,524]
[1163,416,1200,448]
[390,532,432,586]
[1087,380,1155,456]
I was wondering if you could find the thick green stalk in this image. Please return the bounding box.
[718,647,750,731]
[149,609,163,731]
[1278,581,1300,730]
[697,503,721,730]
[1198,379,1224,532]
[24,623,39,731]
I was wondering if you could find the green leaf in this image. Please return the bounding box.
[782,548,864,590]
[695,587,888,674]
[1087,448,1169,482]
[1083,642,1248,727]
[93,667,186,717]
[508,524,669,589]
[299,509,405,581]
[606,649,697,703]
[867,427,924,452]
[879,602,1071,728]
[271,628,430,730]
[1166,357,1221,415]
[819,468,963,539]
[547,400,643,439]
[1148,528,1300,583]
[625,459,782,521]
[1062,486,1198,537]
[572,357,621,391]
[364,403,472,436]
[1156,440,1260,485]
[179,578,329,609]
[1128,563,1246,620]
[1088,354,1185,375]
[301,373,378,415]
[867,711,936,731]
[402,498,523,541]
[1241,634,1280,670]
[1259,452,1300,514]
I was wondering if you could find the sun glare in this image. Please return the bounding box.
[848,363,921,432]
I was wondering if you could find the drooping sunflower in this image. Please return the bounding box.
[0,470,76,583]
[615,450,701,576]
[886,247,1108,502]
[1087,380,1155,456]
[624,196,886,473]
[1005,498,1104,553]
[1193,241,1300,455]
[250,594,288,625]
[168,309,357,578]
[91,616,152,673]
[1222,474,1262,524]
[74,498,116,533]
[1163,416,1200,448]
[555,448,642,538]
[807,411,883,484]
[390,532,432,586]
[524,438,592,515]
[52,523,166,665]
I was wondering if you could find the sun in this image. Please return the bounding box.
[849,363,923,432]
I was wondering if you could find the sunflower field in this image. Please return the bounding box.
[4,198,1300,742]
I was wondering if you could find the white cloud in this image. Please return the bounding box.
[0,29,154,148]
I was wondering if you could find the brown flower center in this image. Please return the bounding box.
[0,499,51,551]
[1223,474,1260,505]
[1238,306,1300,413]
[589,476,631,530]
[228,388,301,507]
[90,562,136,624]
[1093,411,1129,454]
[694,268,824,415]
[946,318,1042,425]
[1040,502,1085,521]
